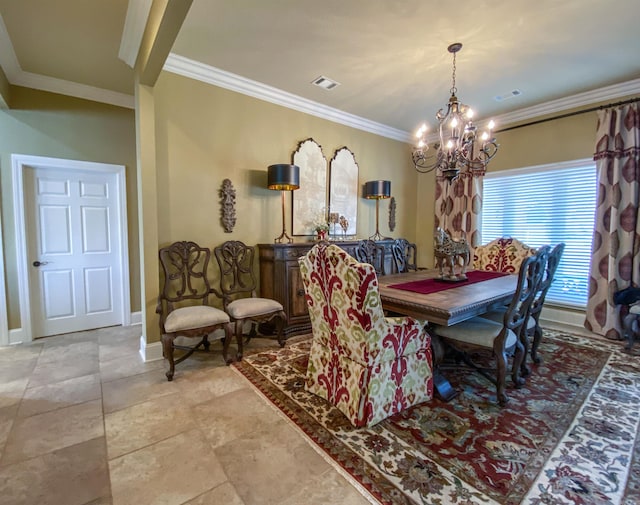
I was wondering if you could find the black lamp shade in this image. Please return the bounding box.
[268,164,300,190]
[364,180,391,199]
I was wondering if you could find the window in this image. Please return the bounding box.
[481,159,596,308]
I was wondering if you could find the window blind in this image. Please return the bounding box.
[482,161,596,308]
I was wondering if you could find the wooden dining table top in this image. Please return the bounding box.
[378,269,519,326]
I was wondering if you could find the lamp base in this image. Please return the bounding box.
[368,231,390,241]
[274,230,294,244]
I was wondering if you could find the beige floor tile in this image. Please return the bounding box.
[37,340,98,365]
[99,352,165,384]
[104,393,195,459]
[0,437,110,505]
[1,399,104,466]
[0,378,29,410]
[279,467,374,505]
[18,373,101,418]
[175,365,249,407]
[99,338,140,363]
[97,325,142,345]
[0,358,38,384]
[27,355,100,389]
[183,482,244,505]
[215,418,332,505]
[102,369,180,414]
[0,343,42,363]
[191,387,282,449]
[109,428,227,505]
[0,404,18,459]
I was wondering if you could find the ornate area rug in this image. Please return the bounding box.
[232,330,640,504]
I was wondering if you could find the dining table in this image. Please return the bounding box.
[378,268,519,400]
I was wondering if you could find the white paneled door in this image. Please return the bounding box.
[25,166,123,338]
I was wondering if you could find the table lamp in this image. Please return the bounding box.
[364,180,391,241]
[268,164,300,243]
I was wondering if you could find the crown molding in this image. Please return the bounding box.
[0,13,134,109]
[492,78,640,127]
[164,53,412,143]
[119,0,153,68]
[0,13,21,80]
[11,71,134,109]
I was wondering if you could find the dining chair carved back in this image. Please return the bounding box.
[213,240,286,358]
[391,238,418,273]
[299,242,434,427]
[354,239,386,275]
[528,242,565,363]
[157,240,234,381]
[433,250,546,405]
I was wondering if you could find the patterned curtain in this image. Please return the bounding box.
[585,103,640,339]
[434,170,484,249]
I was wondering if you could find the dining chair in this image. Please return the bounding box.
[483,243,564,374]
[299,242,434,427]
[433,251,546,405]
[157,241,235,381]
[213,240,286,358]
[354,239,386,275]
[391,238,418,273]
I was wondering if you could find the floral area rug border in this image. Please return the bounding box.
[233,330,640,505]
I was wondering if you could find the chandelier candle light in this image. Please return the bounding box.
[413,43,499,181]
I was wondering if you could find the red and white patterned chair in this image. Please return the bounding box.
[473,236,538,274]
[298,243,434,427]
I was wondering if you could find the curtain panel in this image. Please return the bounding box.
[434,170,483,250]
[585,103,640,339]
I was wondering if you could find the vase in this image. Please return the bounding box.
[316,230,327,241]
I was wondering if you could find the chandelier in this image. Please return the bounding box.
[412,43,499,181]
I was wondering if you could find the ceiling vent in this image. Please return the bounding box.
[312,75,340,90]
[494,89,522,102]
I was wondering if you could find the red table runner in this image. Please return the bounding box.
[388,270,509,295]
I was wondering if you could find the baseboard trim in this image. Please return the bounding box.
[139,335,163,362]
[130,311,142,325]
[540,305,589,334]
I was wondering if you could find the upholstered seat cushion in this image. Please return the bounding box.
[434,316,517,349]
[164,305,230,333]
[226,297,284,319]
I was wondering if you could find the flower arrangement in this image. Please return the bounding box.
[310,208,330,233]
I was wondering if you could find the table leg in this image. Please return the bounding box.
[430,331,458,402]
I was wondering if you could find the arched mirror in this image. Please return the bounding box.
[329,146,359,237]
[292,138,328,236]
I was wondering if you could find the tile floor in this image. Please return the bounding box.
[0,326,372,505]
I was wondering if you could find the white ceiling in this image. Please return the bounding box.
[1,0,639,139]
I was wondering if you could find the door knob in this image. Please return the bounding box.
[32,261,49,267]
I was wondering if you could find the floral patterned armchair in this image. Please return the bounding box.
[298,243,434,427]
[473,237,538,274]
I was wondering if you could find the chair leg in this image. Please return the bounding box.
[161,334,175,381]
[531,324,544,364]
[519,329,531,378]
[495,350,508,406]
[235,320,244,361]
[276,310,287,347]
[512,340,526,390]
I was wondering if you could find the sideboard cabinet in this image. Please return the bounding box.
[258,240,397,336]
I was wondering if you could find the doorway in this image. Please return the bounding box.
[12,154,130,342]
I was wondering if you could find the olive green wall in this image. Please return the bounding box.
[152,71,419,249]
[489,111,599,173]
[0,86,139,329]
